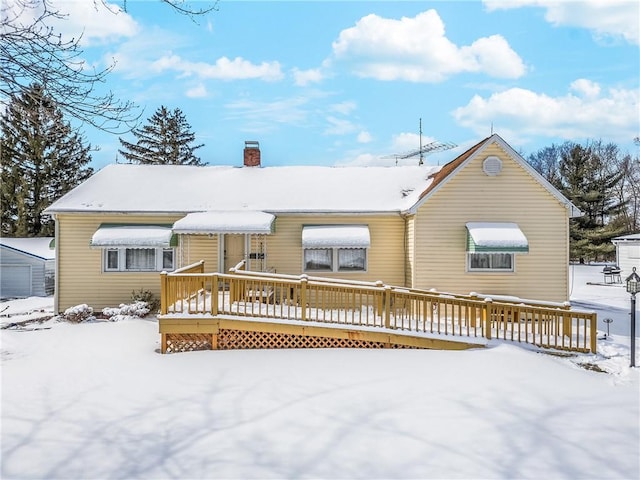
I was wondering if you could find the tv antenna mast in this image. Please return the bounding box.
[382,118,456,165]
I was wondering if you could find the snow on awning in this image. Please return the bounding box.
[172,211,275,235]
[90,225,177,248]
[302,225,371,249]
[466,222,529,253]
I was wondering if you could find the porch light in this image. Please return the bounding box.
[626,267,640,295]
[625,267,639,368]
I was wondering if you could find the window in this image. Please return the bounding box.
[104,248,174,272]
[162,248,174,270]
[468,253,513,272]
[304,248,367,272]
[106,249,119,270]
[301,225,370,273]
[304,249,333,271]
[338,248,366,271]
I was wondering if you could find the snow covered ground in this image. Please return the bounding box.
[1,264,639,479]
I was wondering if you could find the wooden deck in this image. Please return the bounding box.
[158,261,598,354]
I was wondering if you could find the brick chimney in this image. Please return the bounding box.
[243,141,261,167]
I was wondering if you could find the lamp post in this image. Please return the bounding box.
[625,267,639,368]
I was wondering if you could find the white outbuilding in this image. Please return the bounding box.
[0,237,55,299]
[612,233,640,278]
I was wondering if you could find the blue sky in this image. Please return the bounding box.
[43,1,640,169]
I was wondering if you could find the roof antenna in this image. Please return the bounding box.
[381,118,456,166]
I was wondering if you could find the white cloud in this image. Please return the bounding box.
[331,10,526,82]
[391,132,438,153]
[324,116,359,136]
[484,0,639,45]
[225,96,311,133]
[357,131,373,143]
[186,84,208,98]
[329,101,357,115]
[570,79,601,98]
[150,55,283,82]
[452,81,639,144]
[293,68,324,86]
[48,0,139,45]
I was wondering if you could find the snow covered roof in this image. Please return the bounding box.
[44,164,441,214]
[613,233,640,243]
[466,222,529,253]
[173,211,276,234]
[90,225,175,248]
[0,237,55,260]
[302,225,371,248]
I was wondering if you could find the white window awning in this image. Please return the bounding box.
[172,211,275,235]
[91,225,176,248]
[466,222,529,253]
[302,225,371,249]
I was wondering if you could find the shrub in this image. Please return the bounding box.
[102,301,150,321]
[131,288,159,312]
[63,304,95,323]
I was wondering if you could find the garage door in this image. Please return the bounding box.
[0,265,32,298]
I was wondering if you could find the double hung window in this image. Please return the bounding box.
[302,225,370,273]
[465,222,528,273]
[104,247,174,272]
[304,247,367,272]
[467,252,513,271]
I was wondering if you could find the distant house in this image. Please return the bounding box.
[44,134,581,313]
[0,237,55,299]
[612,233,640,277]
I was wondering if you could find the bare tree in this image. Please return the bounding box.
[121,0,218,17]
[1,0,217,132]
[1,0,138,132]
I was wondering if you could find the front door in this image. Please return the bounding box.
[224,234,245,271]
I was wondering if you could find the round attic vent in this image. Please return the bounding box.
[482,156,503,176]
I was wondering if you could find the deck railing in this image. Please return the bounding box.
[160,263,598,353]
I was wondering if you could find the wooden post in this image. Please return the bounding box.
[212,333,218,350]
[375,281,384,322]
[483,298,493,340]
[590,313,597,353]
[211,274,219,315]
[229,276,236,305]
[469,292,478,328]
[562,311,571,339]
[384,286,392,329]
[300,275,308,321]
[160,271,168,315]
[161,333,167,354]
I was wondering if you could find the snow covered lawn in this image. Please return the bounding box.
[1,265,639,479]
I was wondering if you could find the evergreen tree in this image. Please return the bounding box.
[556,143,626,262]
[1,83,93,237]
[118,106,205,165]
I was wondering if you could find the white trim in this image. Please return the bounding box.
[466,252,515,273]
[302,247,368,273]
[102,247,175,272]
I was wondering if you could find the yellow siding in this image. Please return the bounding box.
[265,215,406,285]
[412,143,571,302]
[56,213,406,312]
[178,234,218,270]
[56,213,184,312]
[405,215,415,287]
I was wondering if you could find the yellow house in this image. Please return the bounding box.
[45,134,580,313]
